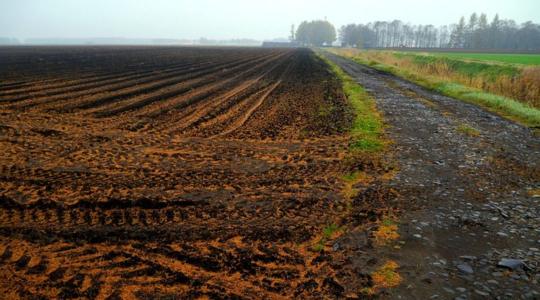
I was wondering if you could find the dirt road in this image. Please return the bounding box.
[324,52,540,299]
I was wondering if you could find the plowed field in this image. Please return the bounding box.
[0,47,395,299]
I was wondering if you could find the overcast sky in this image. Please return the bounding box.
[1,0,539,40]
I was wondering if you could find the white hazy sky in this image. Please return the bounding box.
[1,0,539,40]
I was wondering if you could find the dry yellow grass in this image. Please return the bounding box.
[335,49,540,108]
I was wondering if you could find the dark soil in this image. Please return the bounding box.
[0,47,391,299]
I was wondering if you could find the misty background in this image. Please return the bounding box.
[1,0,539,45]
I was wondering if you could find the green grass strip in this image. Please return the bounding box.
[317,53,385,152]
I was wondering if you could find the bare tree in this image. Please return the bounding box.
[290,24,296,42]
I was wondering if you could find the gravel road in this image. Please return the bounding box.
[324,52,540,300]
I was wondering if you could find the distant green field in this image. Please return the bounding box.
[423,52,540,65]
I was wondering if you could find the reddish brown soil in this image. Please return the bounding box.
[0,47,394,299]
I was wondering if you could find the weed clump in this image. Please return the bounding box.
[312,224,343,251]
[457,124,481,137]
[372,260,402,289]
[373,217,399,246]
[360,260,402,296]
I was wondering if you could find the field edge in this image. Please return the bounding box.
[317,50,404,297]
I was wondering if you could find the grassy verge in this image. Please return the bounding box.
[328,49,540,128]
[427,52,540,65]
[318,52,403,295]
[309,53,387,253]
[317,53,385,152]
[435,83,540,127]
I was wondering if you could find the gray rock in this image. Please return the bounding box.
[474,289,489,296]
[497,258,524,270]
[443,287,455,294]
[457,263,474,274]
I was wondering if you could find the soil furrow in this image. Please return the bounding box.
[0,47,388,299]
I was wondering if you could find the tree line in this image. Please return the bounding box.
[339,13,540,50]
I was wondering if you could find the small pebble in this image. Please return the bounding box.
[457,263,474,274]
[474,290,489,296]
